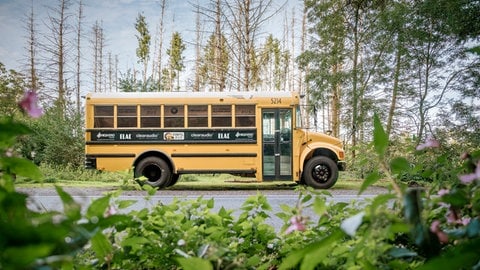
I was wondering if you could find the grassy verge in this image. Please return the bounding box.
[15,165,384,190]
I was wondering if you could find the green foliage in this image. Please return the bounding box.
[118,70,162,92]
[419,0,480,42]
[134,13,151,65]
[0,62,27,117]
[166,31,186,90]
[95,194,278,269]
[0,116,130,269]
[17,106,84,167]
[200,33,229,91]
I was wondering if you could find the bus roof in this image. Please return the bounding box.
[86,91,299,100]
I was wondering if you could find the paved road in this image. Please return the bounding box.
[19,187,387,230]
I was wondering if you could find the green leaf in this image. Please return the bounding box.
[87,195,111,219]
[2,244,54,268]
[122,236,150,248]
[279,230,344,270]
[176,257,213,270]
[299,230,344,270]
[0,118,31,149]
[301,194,312,204]
[370,194,396,212]
[0,157,43,180]
[142,184,157,196]
[55,186,81,220]
[417,238,480,270]
[206,198,214,209]
[373,113,388,158]
[117,200,137,209]
[466,218,480,237]
[390,157,411,175]
[403,189,423,225]
[389,247,418,258]
[359,171,381,195]
[90,231,112,263]
[466,45,480,55]
[442,188,469,208]
[312,197,327,216]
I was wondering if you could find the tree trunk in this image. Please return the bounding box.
[351,6,360,159]
[386,41,402,138]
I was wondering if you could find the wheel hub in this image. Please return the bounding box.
[313,164,330,183]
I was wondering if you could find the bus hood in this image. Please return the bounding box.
[301,130,344,148]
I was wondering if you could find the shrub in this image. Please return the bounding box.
[18,106,84,167]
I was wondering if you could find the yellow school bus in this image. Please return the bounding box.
[84,91,346,188]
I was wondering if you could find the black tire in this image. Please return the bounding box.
[167,174,180,187]
[303,156,338,189]
[134,157,172,188]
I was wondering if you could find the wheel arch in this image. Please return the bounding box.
[133,150,175,173]
[300,145,340,180]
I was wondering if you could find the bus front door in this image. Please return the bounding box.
[262,109,293,180]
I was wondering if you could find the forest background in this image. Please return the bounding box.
[0,0,479,182]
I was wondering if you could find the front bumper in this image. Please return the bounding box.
[337,161,346,171]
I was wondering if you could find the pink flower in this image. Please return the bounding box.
[285,216,307,234]
[103,204,117,218]
[18,90,43,118]
[460,152,470,160]
[458,161,480,184]
[446,208,459,224]
[416,137,440,150]
[437,189,449,196]
[460,217,471,226]
[430,220,449,244]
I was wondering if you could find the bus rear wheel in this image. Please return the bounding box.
[135,157,172,188]
[303,156,338,189]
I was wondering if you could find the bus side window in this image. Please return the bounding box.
[118,106,137,128]
[141,105,161,128]
[164,105,184,128]
[235,105,255,127]
[212,105,232,127]
[94,105,114,128]
[188,105,208,127]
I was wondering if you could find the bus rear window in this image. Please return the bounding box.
[118,106,137,128]
[94,105,114,128]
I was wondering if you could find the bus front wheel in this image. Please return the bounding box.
[135,157,172,188]
[303,156,338,189]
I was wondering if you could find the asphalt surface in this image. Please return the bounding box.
[17,186,389,231]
